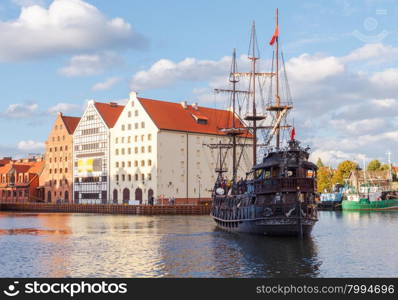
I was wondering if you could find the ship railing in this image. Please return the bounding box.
[254,177,314,194]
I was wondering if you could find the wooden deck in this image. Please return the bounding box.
[0,202,211,215]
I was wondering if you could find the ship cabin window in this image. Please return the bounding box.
[306,169,315,178]
[255,169,264,180]
[286,168,297,177]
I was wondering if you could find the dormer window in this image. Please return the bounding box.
[191,113,208,125]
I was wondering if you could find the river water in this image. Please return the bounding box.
[0,211,397,277]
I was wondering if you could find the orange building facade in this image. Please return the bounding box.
[0,158,44,202]
[41,113,80,203]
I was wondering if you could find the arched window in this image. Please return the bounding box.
[64,191,69,203]
[113,189,118,204]
[123,188,130,204]
[135,188,143,204]
[148,189,154,202]
[47,191,52,203]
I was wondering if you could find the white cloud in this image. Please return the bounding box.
[12,0,47,6]
[370,68,398,89]
[130,56,237,91]
[0,0,147,62]
[48,102,80,114]
[92,77,121,91]
[341,43,398,63]
[286,53,344,83]
[371,98,396,108]
[17,140,45,151]
[59,52,123,77]
[2,103,38,118]
[329,118,386,135]
[130,43,398,164]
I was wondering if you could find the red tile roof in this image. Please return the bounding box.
[61,115,80,134]
[0,158,12,166]
[0,164,12,174]
[94,102,125,128]
[138,98,251,137]
[28,161,44,175]
[0,161,44,175]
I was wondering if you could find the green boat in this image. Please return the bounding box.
[342,197,398,211]
[342,187,398,211]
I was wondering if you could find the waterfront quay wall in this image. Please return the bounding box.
[0,203,211,215]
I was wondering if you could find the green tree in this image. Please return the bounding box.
[380,163,390,171]
[317,166,333,193]
[332,160,358,185]
[367,159,381,171]
[316,158,324,168]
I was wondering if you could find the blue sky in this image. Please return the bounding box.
[1,0,398,166]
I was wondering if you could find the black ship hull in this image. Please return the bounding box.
[212,214,316,236]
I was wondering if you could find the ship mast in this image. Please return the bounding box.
[275,8,281,148]
[213,49,251,185]
[266,8,292,149]
[250,22,259,165]
[240,22,273,166]
[231,49,238,183]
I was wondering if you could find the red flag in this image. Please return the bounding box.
[290,127,295,140]
[269,25,279,46]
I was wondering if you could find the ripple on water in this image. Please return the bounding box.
[0,211,398,277]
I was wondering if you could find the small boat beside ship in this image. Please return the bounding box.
[342,185,398,211]
[318,185,344,211]
[342,165,398,211]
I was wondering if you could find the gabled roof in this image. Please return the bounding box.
[94,102,125,128]
[0,158,12,166]
[349,170,390,181]
[0,161,44,176]
[61,115,80,134]
[0,164,12,174]
[138,97,251,137]
[28,161,44,175]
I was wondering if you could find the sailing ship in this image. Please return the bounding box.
[209,9,318,236]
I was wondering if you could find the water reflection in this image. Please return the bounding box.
[0,211,398,277]
[209,231,320,277]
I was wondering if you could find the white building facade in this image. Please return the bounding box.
[110,92,252,205]
[73,100,124,204]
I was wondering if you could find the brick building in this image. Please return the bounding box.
[0,157,44,202]
[41,112,80,203]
